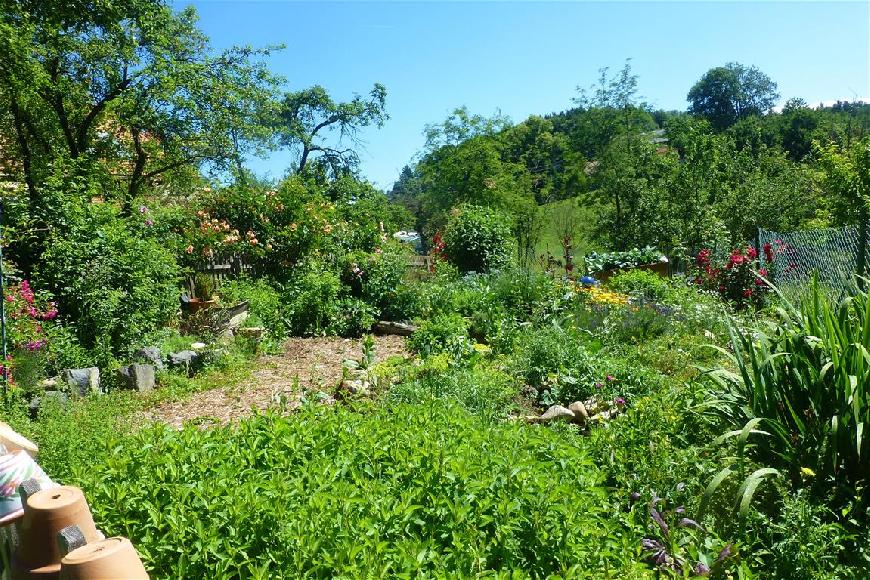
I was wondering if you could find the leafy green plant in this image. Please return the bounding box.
[442,204,514,273]
[584,246,664,275]
[704,278,870,505]
[69,402,644,577]
[408,313,474,363]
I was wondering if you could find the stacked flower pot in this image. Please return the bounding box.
[0,422,148,579]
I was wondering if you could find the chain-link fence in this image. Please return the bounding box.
[758,223,869,300]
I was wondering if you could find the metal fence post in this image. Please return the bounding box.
[858,205,867,290]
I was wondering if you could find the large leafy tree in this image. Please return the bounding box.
[687,63,779,130]
[0,0,279,213]
[276,83,388,177]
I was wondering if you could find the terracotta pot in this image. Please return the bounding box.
[60,537,149,580]
[13,487,101,578]
[184,298,216,314]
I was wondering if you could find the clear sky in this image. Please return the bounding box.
[177,1,870,190]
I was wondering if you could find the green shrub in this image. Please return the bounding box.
[217,277,286,340]
[443,204,514,273]
[607,270,673,303]
[340,243,409,314]
[388,364,518,422]
[38,205,179,364]
[407,313,473,362]
[70,402,646,577]
[282,261,342,336]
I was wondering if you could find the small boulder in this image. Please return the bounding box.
[190,342,207,350]
[373,321,417,336]
[169,350,199,367]
[568,401,589,424]
[539,405,575,422]
[337,379,370,398]
[134,346,164,370]
[61,368,100,396]
[29,391,69,419]
[116,363,156,392]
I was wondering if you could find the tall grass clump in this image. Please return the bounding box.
[706,279,870,504]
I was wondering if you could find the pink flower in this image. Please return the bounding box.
[606,375,616,382]
[145,219,153,227]
[139,205,148,214]
[185,245,194,254]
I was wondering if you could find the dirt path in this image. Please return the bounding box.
[143,335,408,428]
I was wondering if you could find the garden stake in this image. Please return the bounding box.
[0,200,7,408]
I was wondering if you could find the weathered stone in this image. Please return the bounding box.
[235,327,264,341]
[29,391,69,419]
[190,342,207,350]
[337,379,370,398]
[373,321,417,336]
[40,377,58,390]
[169,350,199,366]
[568,401,589,424]
[61,368,100,396]
[134,346,164,370]
[539,405,575,422]
[116,363,156,392]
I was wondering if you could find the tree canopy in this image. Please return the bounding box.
[687,63,779,130]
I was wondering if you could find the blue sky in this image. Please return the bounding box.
[179,1,870,190]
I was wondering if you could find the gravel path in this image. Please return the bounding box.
[143,335,407,428]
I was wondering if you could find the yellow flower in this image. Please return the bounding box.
[800,467,816,478]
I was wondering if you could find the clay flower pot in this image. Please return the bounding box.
[60,537,149,579]
[13,487,101,578]
[0,451,53,523]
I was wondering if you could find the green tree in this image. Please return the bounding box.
[0,0,280,213]
[276,83,388,177]
[687,63,779,130]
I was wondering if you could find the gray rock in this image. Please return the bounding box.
[373,321,417,336]
[539,405,575,422]
[29,391,69,419]
[134,346,164,370]
[116,363,156,392]
[568,401,589,424]
[61,368,100,396]
[169,350,199,367]
[337,379,370,398]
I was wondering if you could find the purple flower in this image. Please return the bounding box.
[145,219,153,227]
[594,382,603,389]
[674,505,686,515]
[139,205,148,214]
[694,562,711,576]
[717,544,733,562]
[629,491,641,504]
[606,374,616,382]
[614,396,626,407]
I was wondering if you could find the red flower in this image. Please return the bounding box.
[746,246,757,260]
[763,243,774,263]
[743,288,753,298]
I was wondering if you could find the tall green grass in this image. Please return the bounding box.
[706,279,870,500]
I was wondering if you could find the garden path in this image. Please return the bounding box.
[142,335,407,429]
